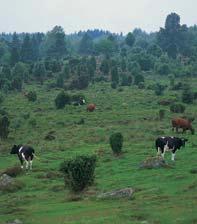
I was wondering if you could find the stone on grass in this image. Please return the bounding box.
[97,188,134,199]
[139,156,171,169]
[0,174,23,192]
[6,219,23,224]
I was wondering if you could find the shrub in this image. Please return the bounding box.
[170,103,185,113]
[109,132,123,155]
[0,115,9,139]
[182,88,194,104]
[55,91,71,109]
[134,74,144,85]
[159,109,165,120]
[154,83,166,96]
[26,91,37,102]
[59,155,97,192]
[111,82,117,89]
[138,82,145,89]
[0,93,4,104]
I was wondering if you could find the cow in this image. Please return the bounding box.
[73,97,86,106]
[87,103,96,112]
[155,136,188,161]
[172,117,195,135]
[10,145,35,170]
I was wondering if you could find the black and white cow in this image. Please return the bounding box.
[73,97,86,106]
[155,136,188,161]
[10,145,35,170]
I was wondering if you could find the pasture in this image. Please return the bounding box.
[0,75,197,224]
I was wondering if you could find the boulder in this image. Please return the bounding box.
[139,156,170,169]
[7,219,23,224]
[0,174,23,192]
[97,188,134,199]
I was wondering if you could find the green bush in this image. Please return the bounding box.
[111,82,117,89]
[170,103,185,113]
[182,88,194,104]
[55,91,71,109]
[154,83,166,96]
[0,115,9,139]
[60,155,97,192]
[134,74,144,85]
[109,132,123,155]
[26,91,37,102]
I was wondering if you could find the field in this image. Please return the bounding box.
[0,75,197,224]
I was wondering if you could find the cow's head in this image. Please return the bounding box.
[10,145,19,154]
[181,138,188,147]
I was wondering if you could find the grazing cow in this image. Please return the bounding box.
[172,117,195,135]
[155,136,188,161]
[10,145,35,170]
[73,97,86,106]
[87,103,96,112]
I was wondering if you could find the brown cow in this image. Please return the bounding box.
[87,103,96,112]
[172,117,195,135]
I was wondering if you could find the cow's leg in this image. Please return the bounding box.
[171,153,175,161]
[29,160,33,170]
[25,160,29,170]
[20,158,24,169]
[157,147,162,156]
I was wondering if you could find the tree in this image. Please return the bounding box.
[109,133,123,155]
[42,26,67,59]
[55,91,71,109]
[100,59,110,76]
[79,34,93,54]
[0,115,9,139]
[10,32,20,66]
[21,34,33,62]
[33,62,46,84]
[111,66,119,84]
[125,32,135,47]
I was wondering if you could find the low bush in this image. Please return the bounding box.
[60,155,97,192]
[26,91,37,102]
[170,103,185,113]
[109,132,123,155]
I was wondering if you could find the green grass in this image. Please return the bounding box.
[0,75,197,224]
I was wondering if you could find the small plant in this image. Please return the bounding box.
[170,103,185,113]
[59,155,97,192]
[111,82,117,89]
[26,91,37,102]
[55,91,71,109]
[182,88,194,104]
[154,83,166,96]
[0,115,10,139]
[159,109,165,120]
[109,132,123,155]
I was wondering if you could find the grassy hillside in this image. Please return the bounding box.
[0,75,197,224]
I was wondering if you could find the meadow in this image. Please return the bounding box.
[0,74,197,224]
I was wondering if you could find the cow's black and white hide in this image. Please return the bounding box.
[73,98,86,106]
[10,145,35,170]
[155,137,188,161]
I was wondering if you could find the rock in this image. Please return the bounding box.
[97,188,134,199]
[0,174,23,192]
[139,156,171,169]
[7,219,23,224]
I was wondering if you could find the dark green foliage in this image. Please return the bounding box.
[33,61,46,84]
[59,155,97,192]
[134,74,144,85]
[138,53,154,71]
[138,82,145,89]
[156,63,170,75]
[71,94,85,102]
[182,88,194,104]
[147,44,162,57]
[170,103,185,113]
[10,33,20,66]
[111,66,119,84]
[111,82,117,89]
[21,34,33,62]
[11,77,23,91]
[56,73,64,88]
[79,34,93,54]
[125,32,135,47]
[26,91,37,102]
[109,132,123,155]
[159,109,165,120]
[100,59,110,76]
[0,115,9,139]
[69,75,89,90]
[121,74,132,86]
[128,61,141,76]
[55,91,71,109]
[0,93,4,104]
[154,83,166,95]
